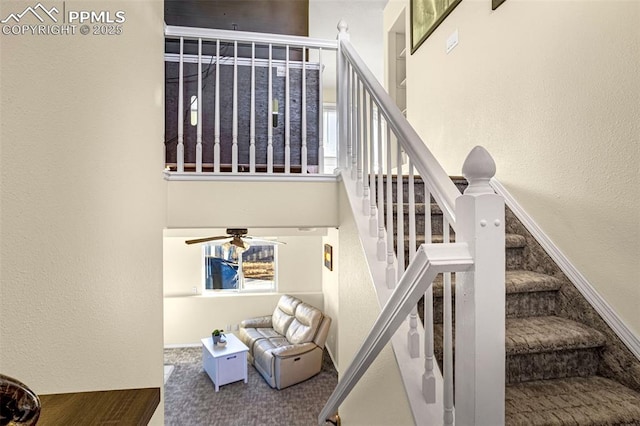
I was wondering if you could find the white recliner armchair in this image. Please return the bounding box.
[238,295,331,389]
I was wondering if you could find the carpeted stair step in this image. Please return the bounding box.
[505,376,640,425]
[378,175,468,204]
[427,270,563,323]
[505,316,606,383]
[394,233,526,270]
[504,270,562,318]
[385,202,445,235]
[433,316,606,384]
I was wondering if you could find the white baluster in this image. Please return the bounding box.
[455,146,505,425]
[232,40,238,173]
[195,38,203,173]
[408,162,416,258]
[443,218,454,425]
[177,36,184,173]
[285,45,291,174]
[318,47,324,174]
[376,110,385,261]
[423,181,435,402]
[369,98,377,237]
[214,39,220,173]
[408,161,419,358]
[396,143,404,281]
[301,47,307,174]
[267,44,273,174]
[385,125,396,289]
[336,20,349,171]
[250,42,256,173]
[350,68,357,181]
[361,90,369,214]
[356,80,363,196]
[345,65,352,176]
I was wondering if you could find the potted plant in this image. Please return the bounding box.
[211,329,225,345]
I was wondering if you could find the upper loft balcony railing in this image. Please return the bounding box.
[163,25,339,179]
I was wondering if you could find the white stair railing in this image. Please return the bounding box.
[320,21,506,425]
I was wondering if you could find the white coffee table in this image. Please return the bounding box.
[201,333,249,392]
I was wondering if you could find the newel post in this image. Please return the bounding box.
[336,20,350,171]
[454,146,505,425]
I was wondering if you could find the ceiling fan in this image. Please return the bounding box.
[185,228,284,249]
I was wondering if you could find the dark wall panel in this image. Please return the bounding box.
[165,0,308,36]
[165,59,320,172]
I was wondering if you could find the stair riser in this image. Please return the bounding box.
[506,292,557,318]
[395,244,525,270]
[378,178,468,204]
[506,349,601,384]
[433,329,601,383]
[428,291,558,324]
[386,211,447,237]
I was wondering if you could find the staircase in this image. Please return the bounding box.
[386,175,640,425]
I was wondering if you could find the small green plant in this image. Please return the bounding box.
[212,329,224,336]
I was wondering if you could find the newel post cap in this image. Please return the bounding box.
[462,146,496,195]
[337,20,350,40]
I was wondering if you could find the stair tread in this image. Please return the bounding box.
[392,203,441,215]
[505,270,563,293]
[401,233,526,248]
[506,316,606,355]
[506,376,640,425]
[433,316,605,355]
[431,270,563,296]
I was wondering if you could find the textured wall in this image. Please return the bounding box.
[166,180,339,228]
[309,0,387,103]
[0,1,166,422]
[164,293,325,345]
[163,233,324,296]
[335,184,414,425]
[394,0,640,335]
[322,227,340,368]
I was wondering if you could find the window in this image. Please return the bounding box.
[203,243,277,292]
[323,105,337,174]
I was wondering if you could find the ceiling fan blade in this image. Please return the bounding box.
[185,236,230,245]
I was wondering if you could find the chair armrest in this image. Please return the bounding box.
[270,342,317,359]
[240,315,272,329]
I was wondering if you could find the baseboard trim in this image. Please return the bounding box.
[164,343,201,349]
[490,178,640,361]
[325,346,340,375]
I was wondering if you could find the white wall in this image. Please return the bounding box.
[0,0,165,423]
[163,228,327,345]
[167,180,339,228]
[309,0,387,103]
[333,184,413,425]
[164,292,325,346]
[322,227,340,368]
[388,0,640,335]
[164,231,324,296]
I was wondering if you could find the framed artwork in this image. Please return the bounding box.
[492,0,507,10]
[324,244,333,271]
[411,0,463,54]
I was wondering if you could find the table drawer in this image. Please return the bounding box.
[217,353,245,385]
